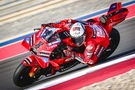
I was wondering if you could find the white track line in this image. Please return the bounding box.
[26,54,135,90]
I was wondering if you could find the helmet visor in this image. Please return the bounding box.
[72,35,85,46]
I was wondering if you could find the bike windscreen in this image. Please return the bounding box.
[41,27,60,42]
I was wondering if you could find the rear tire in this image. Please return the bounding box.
[98,28,120,62]
[13,63,40,87]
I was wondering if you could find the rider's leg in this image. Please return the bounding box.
[84,37,110,64]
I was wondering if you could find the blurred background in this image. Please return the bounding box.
[0,0,133,40]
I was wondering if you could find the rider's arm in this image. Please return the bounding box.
[62,36,79,47]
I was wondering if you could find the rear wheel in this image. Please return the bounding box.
[13,63,41,87]
[98,28,120,61]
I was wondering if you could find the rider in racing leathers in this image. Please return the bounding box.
[41,19,110,65]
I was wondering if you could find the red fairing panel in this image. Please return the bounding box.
[22,30,42,50]
[108,2,122,15]
[22,55,38,66]
[106,2,129,26]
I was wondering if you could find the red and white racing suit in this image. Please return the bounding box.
[42,19,110,65]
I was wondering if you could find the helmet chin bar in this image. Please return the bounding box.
[72,35,86,47]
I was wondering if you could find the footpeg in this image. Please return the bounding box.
[75,56,85,64]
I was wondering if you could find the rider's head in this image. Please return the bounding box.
[70,22,86,46]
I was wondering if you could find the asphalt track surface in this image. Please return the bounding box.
[0,17,134,90]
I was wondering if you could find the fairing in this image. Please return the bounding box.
[22,27,61,68]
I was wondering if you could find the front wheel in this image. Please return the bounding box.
[13,63,40,87]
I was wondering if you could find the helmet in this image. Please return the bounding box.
[70,22,85,38]
[70,22,86,46]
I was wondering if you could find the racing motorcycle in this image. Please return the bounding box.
[13,2,128,87]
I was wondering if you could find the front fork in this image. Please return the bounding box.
[22,55,42,78]
[22,55,58,77]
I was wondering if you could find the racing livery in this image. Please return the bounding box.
[13,2,128,87]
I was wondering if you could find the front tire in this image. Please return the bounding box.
[13,63,39,87]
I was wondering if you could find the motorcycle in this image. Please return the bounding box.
[13,2,128,87]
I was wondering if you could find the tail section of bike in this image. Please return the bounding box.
[100,2,128,29]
